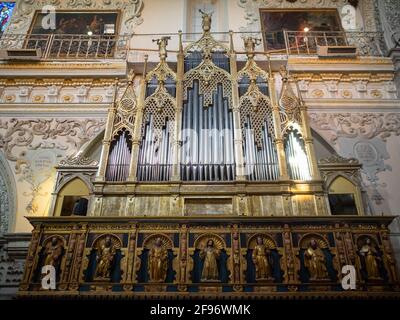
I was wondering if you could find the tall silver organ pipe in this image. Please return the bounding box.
[284,130,311,180]
[181,81,235,181]
[106,130,132,182]
[137,115,173,181]
[243,117,279,181]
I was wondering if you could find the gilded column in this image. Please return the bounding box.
[172,31,184,181]
[229,32,246,181]
[96,79,119,181]
[68,223,88,291]
[128,57,148,181]
[178,224,188,291]
[122,223,137,291]
[269,70,289,180]
[59,226,80,290]
[297,86,321,180]
[19,224,41,290]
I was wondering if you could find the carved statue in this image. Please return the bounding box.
[279,65,289,82]
[153,36,170,60]
[252,236,272,280]
[199,9,213,33]
[304,239,329,280]
[95,235,116,280]
[243,37,261,59]
[359,238,381,280]
[148,237,168,283]
[199,239,220,282]
[44,237,64,269]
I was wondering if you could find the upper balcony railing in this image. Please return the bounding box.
[280,30,387,57]
[0,33,129,60]
[0,30,387,61]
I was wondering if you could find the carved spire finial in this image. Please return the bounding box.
[127,69,135,84]
[199,9,213,33]
[279,65,289,82]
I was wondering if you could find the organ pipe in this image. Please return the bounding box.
[106,131,132,182]
[181,80,235,181]
[284,131,311,180]
[242,118,279,181]
[137,115,173,181]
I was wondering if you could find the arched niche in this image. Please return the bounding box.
[54,177,90,217]
[0,151,16,233]
[327,175,362,216]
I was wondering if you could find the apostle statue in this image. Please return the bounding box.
[200,239,220,282]
[44,237,64,269]
[359,238,381,280]
[148,237,168,283]
[304,239,329,280]
[95,235,116,280]
[252,236,272,281]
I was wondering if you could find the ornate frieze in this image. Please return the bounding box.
[17,216,400,298]
[7,0,144,35]
[0,118,105,162]
[309,112,400,143]
[237,0,378,33]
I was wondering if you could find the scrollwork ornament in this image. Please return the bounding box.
[8,0,144,34]
[309,112,400,143]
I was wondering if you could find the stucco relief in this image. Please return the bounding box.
[0,118,105,161]
[0,118,105,216]
[309,112,400,207]
[309,112,400,143]
[377,0,400,49]
[7,0,144,35]
[0,153,16,234]
[237,0,377,33]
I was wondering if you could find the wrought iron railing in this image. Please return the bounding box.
[282,30,387,56]
[0,31,387,61]
[0,33,129,59]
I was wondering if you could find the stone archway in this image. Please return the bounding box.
[0,151,16,234]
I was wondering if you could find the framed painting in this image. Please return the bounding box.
[28,10,121,35]
[260,9,343,51]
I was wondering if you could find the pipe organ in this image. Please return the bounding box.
[89,12,330,217]
[20,10,400,300]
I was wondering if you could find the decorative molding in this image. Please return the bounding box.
[8,0,144,35]
[237,0,378,33]
[309,112,400,143]
[0,118,106,161]
[59,155,99,167]
[318,155,359,165]
[0,153,16,234]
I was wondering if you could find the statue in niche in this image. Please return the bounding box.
[44,237,64,269]
[94,235,116,280]
[304,239,329,280]
[252,236,272,281]
[148,237,168,283]
[200,239,220,282]
[358,238,381,280]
